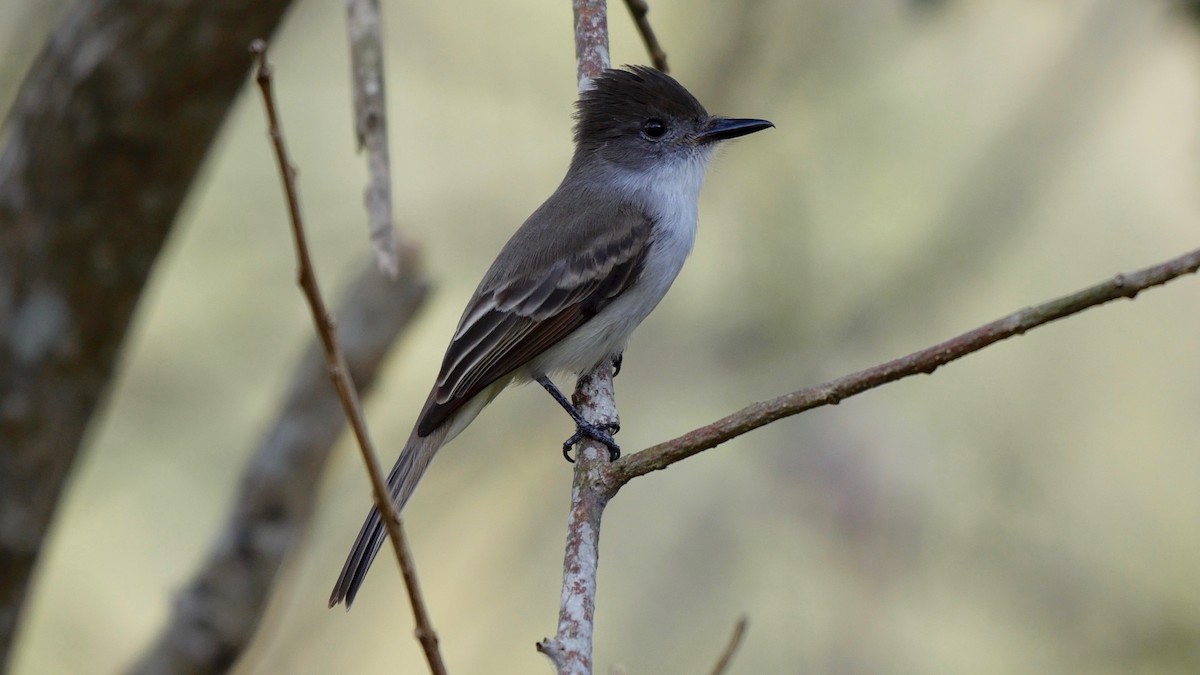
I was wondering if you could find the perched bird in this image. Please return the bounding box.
[330,65,772,608]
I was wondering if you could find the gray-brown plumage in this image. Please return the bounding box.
[330,66,771,608]
[419,199,652,434]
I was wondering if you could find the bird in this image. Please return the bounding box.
[330,65,772,608]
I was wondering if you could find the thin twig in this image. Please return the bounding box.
[535,4,614,674]
[346,0,400,277]
[249,40,448,675]
[610,246,1200,485]
[539,4,1200,671]
[622,0,668,71]
[708,616,749,675]
[131,262,428,674]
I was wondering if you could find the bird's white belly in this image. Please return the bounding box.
[523,155,705,379]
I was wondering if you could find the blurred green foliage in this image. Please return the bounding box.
[5,0,1200,673]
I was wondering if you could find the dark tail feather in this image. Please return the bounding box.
[329,385,497,608]
[328,428,445,608]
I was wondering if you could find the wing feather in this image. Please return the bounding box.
[416,206,652,437]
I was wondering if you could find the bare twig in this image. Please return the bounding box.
[622,0,668,72]
[536,4,614,673]
[539,4,1200,672]
[539,242,1200,673]
[249,40,447,675]
[708,616,749,675]
[131,261,428,674]
[346,0,400,277]
[611,246,1200,485]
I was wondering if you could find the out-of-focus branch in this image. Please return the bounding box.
[708,616,748,675]
[346,0,400,277]
[0,1,293,668]
[833,3,1143,343]
[536,3,614,674]
[611,246,1200,484]
[130,259,428,674]
[249,42,448,675]
[622,0,668,71]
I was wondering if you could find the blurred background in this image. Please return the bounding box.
[5,0,1200,672]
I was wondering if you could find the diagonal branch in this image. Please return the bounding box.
[611,246,1200,485]
[708,616,749,675]
[540,4,1200,673]
[250,41,448,675]
[622,0,668,71]
[130,259,427,674]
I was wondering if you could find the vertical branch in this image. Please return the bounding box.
[346,0,400,277]
[537,368,620,675]
[536,4,614,673]
[249,42,447,675]
[573,0,611,89]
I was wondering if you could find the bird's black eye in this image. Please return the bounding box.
[641,118,668,140]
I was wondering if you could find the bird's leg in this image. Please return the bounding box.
[611,352,623,378]
[536,375,621,463]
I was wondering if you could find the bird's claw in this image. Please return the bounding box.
[611,353,624,378]
[561,420,621,463]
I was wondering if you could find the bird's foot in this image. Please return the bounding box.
[537,374,621,463]
[611,353,624,378]
[562,420,621,463]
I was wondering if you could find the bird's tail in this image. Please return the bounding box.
[328,387,495,608]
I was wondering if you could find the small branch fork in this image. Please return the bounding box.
[249,40,448,675]
[610,247,1200,485]
[539,241,1200,675]
[536,367,619,675]
[542,2,1200,673]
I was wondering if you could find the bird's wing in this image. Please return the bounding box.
[416,206,653,436]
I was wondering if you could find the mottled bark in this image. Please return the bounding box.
[537,4,614,672]
[0,0,294,668]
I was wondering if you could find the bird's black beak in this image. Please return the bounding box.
[696,117,774,144]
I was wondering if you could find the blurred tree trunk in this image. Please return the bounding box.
[0,0,295,668]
